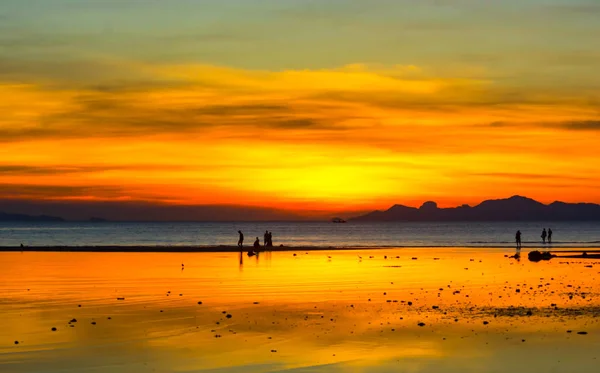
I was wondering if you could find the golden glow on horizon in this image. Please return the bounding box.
[1,62,600,214]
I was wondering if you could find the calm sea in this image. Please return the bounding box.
[1,221,599,248]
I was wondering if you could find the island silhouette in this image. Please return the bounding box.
[0,212,64,222]
[350,195,600,222]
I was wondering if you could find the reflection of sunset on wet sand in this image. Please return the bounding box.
[2,249,599,372]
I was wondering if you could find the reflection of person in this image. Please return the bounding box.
[541,228,547,244]
[238,231,244,248]
[515,230,522,250]
[548,228,553,244]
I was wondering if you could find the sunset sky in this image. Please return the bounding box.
[1,0,599,218]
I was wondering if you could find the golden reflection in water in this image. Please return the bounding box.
[1,249,599,373]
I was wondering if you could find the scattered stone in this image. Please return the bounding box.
[117,297,125,300]
[577,331,588,335]
[271,350,277,353]
[51,327,57,331]
[226,314,232,319]
[483,321,489,325]
[418,322,425,327]
[14,341,19,345]
[198,301,203,305]
[91,321,96,325]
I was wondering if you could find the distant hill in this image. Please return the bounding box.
[0,212,64,222]
[350,196,600,222]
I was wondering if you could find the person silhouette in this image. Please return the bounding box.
[541,228,547,244]
[254,237,261,250]
[268,231,273,247]
[548,228,553,244]
[515,230,522,250]
[264,230,269,248]
[238,231,244,248]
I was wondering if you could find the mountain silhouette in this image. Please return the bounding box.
[350,196,600,222]
[0,212,64,222]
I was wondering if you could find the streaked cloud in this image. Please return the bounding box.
[0,0,599,214]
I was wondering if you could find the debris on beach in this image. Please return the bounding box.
[528,251,555,262]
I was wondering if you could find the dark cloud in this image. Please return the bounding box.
[466,172,593,182]
[485,120,600,131]
[0,184,124,199]
[0,198,308,221]
[0,164,194,176]
[1,91,347,142]
[556,120,600,131]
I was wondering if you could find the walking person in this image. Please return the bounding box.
[541,228,547,244]
[237,230,244,249]
[267,231,273,247]
[515,230,522,251]
[264,230,269,249]
[548,228,553,244]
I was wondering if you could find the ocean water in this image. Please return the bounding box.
[1,221,599,248]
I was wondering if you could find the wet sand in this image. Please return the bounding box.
[1,248,599,372]
[2,245,600,252]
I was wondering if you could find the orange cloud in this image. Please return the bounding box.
[1,62,599,213]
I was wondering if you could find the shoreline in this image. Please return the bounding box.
[2,245,600,253]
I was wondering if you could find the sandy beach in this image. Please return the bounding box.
[1,248,599,373]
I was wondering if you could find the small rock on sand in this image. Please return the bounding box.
[577,331,588,335]
[418,322,425,327]
[51,327,57,331]
[14,341,19,345]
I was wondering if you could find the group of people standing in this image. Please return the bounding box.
[237,230,274,251]
[515,228,553,249]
